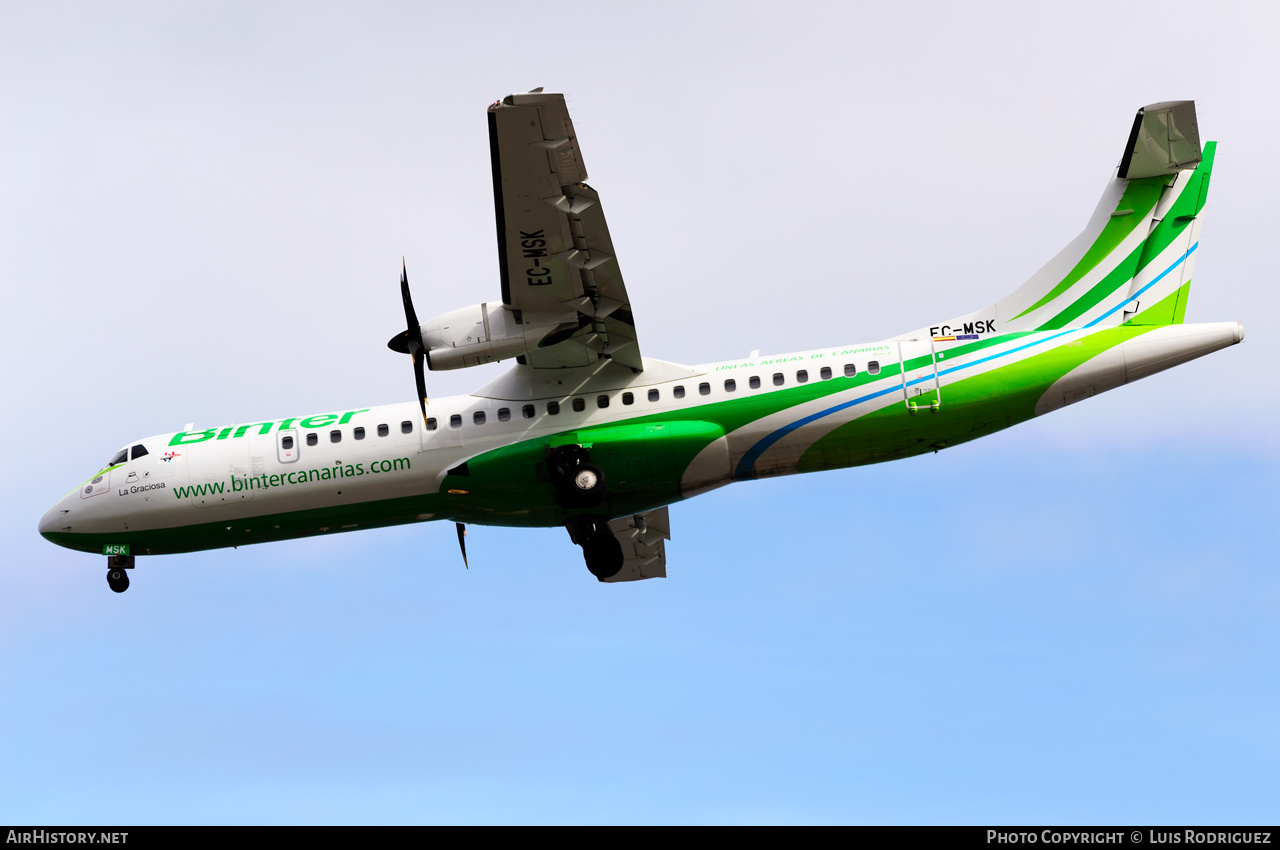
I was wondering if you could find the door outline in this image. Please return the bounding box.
[277,428,300,463]
[897,338,942,412]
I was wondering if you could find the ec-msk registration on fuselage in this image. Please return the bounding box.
[40,93,1243,592]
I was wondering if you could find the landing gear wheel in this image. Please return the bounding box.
[571,463,606,502]
[107,569,130,593]
[547,446,608,508]
[583,532,624,581]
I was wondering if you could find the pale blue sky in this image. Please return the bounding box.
[2,1,1277,824]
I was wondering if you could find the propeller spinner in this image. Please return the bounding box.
[387,260,430,425]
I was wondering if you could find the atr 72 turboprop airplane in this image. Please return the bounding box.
[40,92,1242,592]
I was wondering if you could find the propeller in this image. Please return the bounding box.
[386,259,429,425]
[388,264,467,570]
[456,522,469,568]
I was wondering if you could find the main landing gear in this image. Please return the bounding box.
[549,445,620,580]
[106,555,133,593]
[546,445,607,509]
[567,516,624,581]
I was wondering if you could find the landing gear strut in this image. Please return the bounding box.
[552,447,619,580]
[106,555,133,593]
[567,516,624,581]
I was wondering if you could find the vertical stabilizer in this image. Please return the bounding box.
[909,101,1213,341]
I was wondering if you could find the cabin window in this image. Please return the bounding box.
[699,382,710,395]
[673,385,685,399]
[449,414,462,428]
[354,427,366,440]
[378,424,389,437]
[622,392,634,405]
[522,404,535,419]
[868,360,881,375]
[130,444,148,460]
[796,370,808,384]
[498,407,511,422]
[773,372,784,386]
[749,376,761,389]
[547,401,560,415]
[306,433,318,446]
[473,411,486,425]
[648,389,659,402]
[282,436,294,450]
[724,379,736,392]
[844,363,856,377]
[107,449,128,467]
[820,366,832,380]
[401,420,413,434]
[571,397,585,412]
[425,418,437,431]
[597,395,609,409]
[330,430,341,443]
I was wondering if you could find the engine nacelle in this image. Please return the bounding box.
[422,302,568,370]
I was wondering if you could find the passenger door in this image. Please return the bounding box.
[897,338,941,412]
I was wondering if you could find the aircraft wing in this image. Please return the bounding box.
[600,506,669,582]
[487,90,642,371]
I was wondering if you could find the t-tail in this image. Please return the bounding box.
[924,100,1215,337]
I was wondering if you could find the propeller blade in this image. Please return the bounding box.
[400,258,419,333]
[413,346,429,423]
[393,259,429,422]
[456,522,468,568]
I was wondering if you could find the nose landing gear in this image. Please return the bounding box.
[106,554,134,593]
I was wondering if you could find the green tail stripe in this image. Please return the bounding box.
[1037,242,1145,330]
[1035,143,1214,331]
[1012,177,1165,320]
[1172,279,1190,324]
[1124,281,1191,326]
[1131,141,1215,278]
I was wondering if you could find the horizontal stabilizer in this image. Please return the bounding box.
[1119,101,1201,179]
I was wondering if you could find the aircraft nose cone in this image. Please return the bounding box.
[39,499,67,539]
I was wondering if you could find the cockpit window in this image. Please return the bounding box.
[130,444,148,460]
[107,449,128,467]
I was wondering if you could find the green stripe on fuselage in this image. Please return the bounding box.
[40,490,453,555]
[796,324,1161,472]
[49,321,1184,554]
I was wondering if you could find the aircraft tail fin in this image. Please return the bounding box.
[915,101,1214,340]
